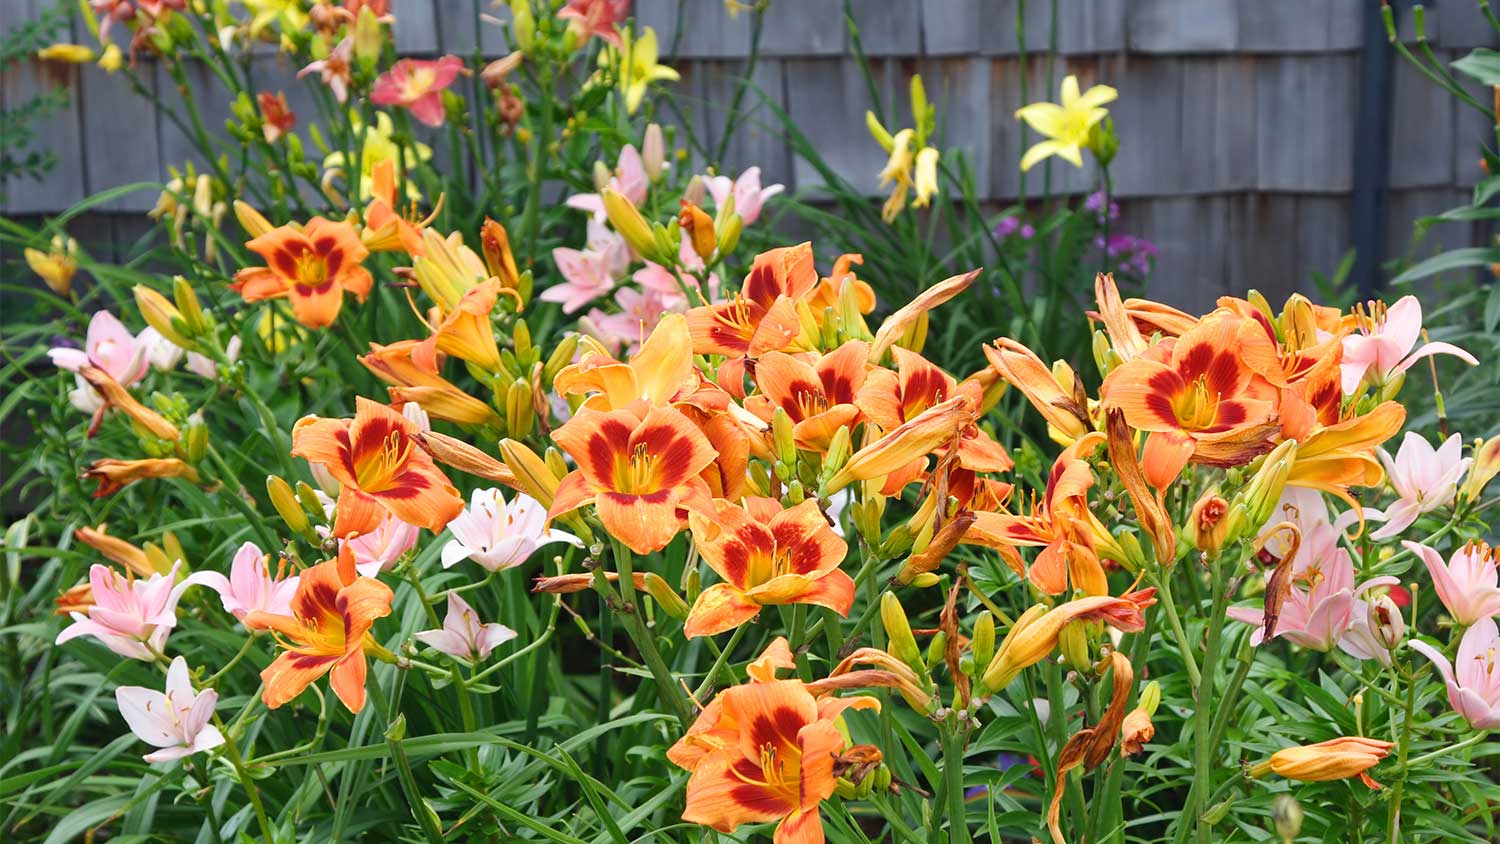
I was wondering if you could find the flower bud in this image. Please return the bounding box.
[504,378,534,439]
[641,572,690,619]
[134,284,192,348]
[910,572,940,588]
[182,413,208,464]
[924,630,947,671]
[881,591,923,674]
[771,407,797,468]
[499,438,559,509]
[37,43,95,63]
[98,43,122,73]
[1229,440,1296,542]
[1086,116,1119,167]
[268,475,311,536]
[481,51,523,88]
[296,480,329,521]
[1189,491,1230,557]
[682,174,705,206]
[1460,435,1500,503]
[24,236,79,296]
[820,426,852,485]
[480,218,522,294]
[1249,736,1394,789]
[1057,621,1092,672]
[542,334,579,386]
[173,276,211,338]
[678,200,716,261]
[1272,795,1303,842]
[642,123,665,181]
[601,188,658,260]
[233,200,274,238]
[971,611,996,669]
[1368,594,1405,650]
[716,212,743,258]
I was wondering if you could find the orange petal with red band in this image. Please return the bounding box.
[683,583,762,638]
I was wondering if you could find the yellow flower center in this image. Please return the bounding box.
[356,431,413,492]
[1171,377,1220,431]
[293,249,329,289]
[615,443,662,494]
[403,67,437,99]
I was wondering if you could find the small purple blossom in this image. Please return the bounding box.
[1085,190,1119,222]
[995,217,1035,240]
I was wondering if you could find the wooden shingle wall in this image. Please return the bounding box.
[3,0,1497,309]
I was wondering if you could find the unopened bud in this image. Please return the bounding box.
[881,592,923,673]
[642,123,665,181]
[679,201,716,260]
[1369,594,1405,650]
[641,572,690,619]
[1057,621,1091,672]
[601,188,658,260]
[910,572,940,588]
[1189,491,1230,557]
[771,407,797,468]
[716,212,743,257]
[268,475,310,536]
[1460,436,1500,503]
[1272,794,1303,841]
[172,276,210,337]
[134,285,192,348]
[182,413,208,463]
[971,611,995,668]
[924,631,947,671]
[499,438,558,509]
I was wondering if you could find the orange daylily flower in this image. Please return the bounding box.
[1113,296,1199,340]
[78,365,180,441]
[246,559,394,713]
[980,589,1157,692]
[1218,291,1349,384]
[421,278,505,374]
[549,405,718,554]
[965,433,1106,595]
[554,313,725,416]
[859,346,1012,472]
[669,676,877,844]
[806,253,876,316]
[824,396,972,493]
[232,217,374,329]
[1100,309,1282,489]
[868,269,977,359]
[84,457,200,498]
[983,338,1091,443]
[1091,273,1149,361]
[686,242,818,359]
[744,342,869,451]
[685,498,854,638]
[291,397,464,536]
[362,158,439,255]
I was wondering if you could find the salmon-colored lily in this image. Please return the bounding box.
[232,217,373,329]
[984,337,1092,443]
[246,559,394,713]
[84,457,200,497]
[859,346,1012,472]
[965,433,1106,595]
[1100,309,1281,489]
[744,343,869,451]
[685,498,854,638]
[549,405,718,554]
[824,396,972,493]
[362,158,438,255]
[291,396,465,537]
[421,278,505,374]
[668,676,876,844]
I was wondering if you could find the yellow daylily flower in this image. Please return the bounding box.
[1015,74,1117,171]
[323,112,432,201]
[97,43,122,73]
[25,235,79,296]
[37,44,96,63]
[913,146,940,208]
[601,26,679,114]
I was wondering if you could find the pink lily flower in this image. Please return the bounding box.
[184,542,299,624]
[1341,295,1478,395]
[1369,433,1471,540]
[586,287,674,354]
[543,246,620,313]
[186,335,240,379]
[56,563,186,661]
[48,310,148,386]
[1409,617,1500,730]
[441,488,581,572]
[705,166,784,225]
[1227,498,1397,656]
[557,0,630,46]
[137,327,185,372]
[1404,540,1500,627]
[115,655,224,763]
[298,37,354,104]
[343,512,420,577]
[371,56,465,127]
[414,593,517,661]
[566,145,649,222]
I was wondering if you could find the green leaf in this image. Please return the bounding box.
[1474,174,1500,207]
[1452,47,1500,86]
[1390,247,1500,285]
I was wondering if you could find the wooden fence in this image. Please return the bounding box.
[2,0,1496,312]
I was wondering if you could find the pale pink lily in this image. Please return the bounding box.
[441,487,581,571]
[137,327,184,372]
[115,656,224,763]
[184,542,299,623]
[1409,617,1500,730]
[566,145,649,222]
[1227,508,1397,657]
[1368,432,1471,540]
[186,335,240,379]
[543,246,620,313]
[48,310,148,385]
[414,593,517,661]
[705,166,784,225]
[56,563,186,660]
[370,56,465,127]
[1341,295,1478,394]
[298,37,354,104]
[556,0,630,46]
[585,287,674,354]
[1404,540,1500,627]
[342,512,420,577]
[633,236,720,310]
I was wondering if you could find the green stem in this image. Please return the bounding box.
[693,623,748,700]
[204,636,258,688]
[940,720,970,844]
[1150,569,1202,687]
[1387,659,1418,843]
[215,715,275,844]
[1189,560,1228,844]
[602,539,691,728]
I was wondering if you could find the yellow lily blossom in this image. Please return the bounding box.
[601,26,679,114]
[1015,74,1117,171]
[913,146,940,208]
[98,44,122,73]
[323,112,432,201]
[25,235,79,296]
[869,75,941,222]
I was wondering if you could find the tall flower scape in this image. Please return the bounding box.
[9,2,1500,844]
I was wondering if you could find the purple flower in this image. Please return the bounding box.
[1085,190,1119,222]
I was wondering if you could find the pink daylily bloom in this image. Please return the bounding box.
[370,55,466,127]
[49,310,148,386]
[1405,540,1500,627]
[1341,295,1478,394]
[557,0,630,46]
[543,246,620,313]
[705,166,784,225]
[1409,617,1500,730]
[298,37,354,104]
[1368,433,1471,541]
[414,593,517,661]
[137,326,185,372]
[56,563,186,660]
[566,145,649,222]
[441,488,581,572]
[116,656,224,763]
[184,542,299,623]
[343,512,420,577]
[586,287,674,354]
[1227,495,1397,657]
